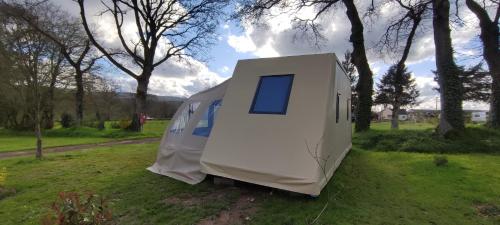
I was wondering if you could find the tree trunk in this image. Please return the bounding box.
[391,16,421,130]
[42,73,57,129]
[465,0,500,128]
[391,104,400,129]
[432,0,464,136]
[75,70,84,126]
[129,74,150,132]
[342,0,374,132]
[35,118,42,159]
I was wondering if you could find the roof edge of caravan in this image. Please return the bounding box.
[236,53,336,62]
[236,53,350,81]
[190,78,231,98]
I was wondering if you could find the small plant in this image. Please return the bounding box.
[434,155,448,167]
[119,120,131,130]
[110,121,120,129]
[60,113,74,128]
[41,192,113,225]
[0,167,16,200]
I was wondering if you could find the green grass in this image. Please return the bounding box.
[1,141,499,224]
[0,122,499,224]
[355,122,500,154]
[0,120,169,152]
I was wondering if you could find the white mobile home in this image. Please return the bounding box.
[149,53,352,196]
[471,111,488,123]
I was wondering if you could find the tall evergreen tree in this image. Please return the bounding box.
[341,50,357,119]
[433,63,491,103]
[374,65,419,127]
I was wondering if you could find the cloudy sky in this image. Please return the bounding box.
[52,0,488,110]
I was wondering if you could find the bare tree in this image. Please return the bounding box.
[465,0,500,128]
[377,0,431,129]
[0,6,64,158]
[433,0,464,136]
[4,2,102,126]
[77,0,228,131]
[236,0,374,132]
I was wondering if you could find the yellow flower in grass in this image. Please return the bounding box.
[0,167,7,185]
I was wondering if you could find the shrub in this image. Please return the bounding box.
[41,192,113,225]
[83,121,105,131]
[119,120,131,130]
[433,155,448,167]
[60,113,74,128]
[110,121,120,129]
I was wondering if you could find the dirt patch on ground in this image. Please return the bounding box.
[164,188,233,208]
[475,203,500,217]
[164,186,260,225]
[0,186,16,200]
[197,194,258,225]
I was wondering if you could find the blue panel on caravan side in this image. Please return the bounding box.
[192,100,222,137]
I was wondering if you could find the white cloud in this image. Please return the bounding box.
[227,34,257,53]
[219,66,230,74]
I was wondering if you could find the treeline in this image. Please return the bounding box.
[0,87,183,130]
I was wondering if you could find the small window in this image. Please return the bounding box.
[336,93,340,123]
[347,99,350,121]
[170,102,200,134]
[249,74,294,114]
[192,100,222,137]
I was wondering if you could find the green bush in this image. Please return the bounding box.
[41,192,113,225]
[119,120,131,130]
[83,121,105,131]
[110,121,120,129]
[60,113,74,128]
[353,126,500,154]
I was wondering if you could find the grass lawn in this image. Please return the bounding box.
[0,120,169,153]
[1,136,499,224]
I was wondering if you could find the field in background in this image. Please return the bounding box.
[0,120,169,152]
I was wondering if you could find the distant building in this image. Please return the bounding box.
[378,107,392,120]
[407,109,440,122]
[398,109,408,121]
[377,108,409,121]
[471,111,488,123]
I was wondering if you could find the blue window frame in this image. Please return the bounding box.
[192,100,222,137]
[249,74,294,114]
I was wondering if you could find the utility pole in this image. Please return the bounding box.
[435,96,439,111]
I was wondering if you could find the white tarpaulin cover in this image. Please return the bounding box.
[147,80,229,184]
[200,53,352,195]
[149,53,352,195]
